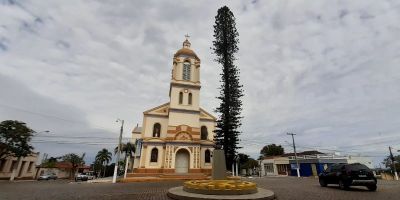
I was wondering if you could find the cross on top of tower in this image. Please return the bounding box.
[183,34,191,48]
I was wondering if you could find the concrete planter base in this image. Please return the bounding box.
[168,186,276,200]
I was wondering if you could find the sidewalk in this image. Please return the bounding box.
[86,177,117,183]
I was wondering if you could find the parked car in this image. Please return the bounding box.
[318,163,377,191]
[38,173,57,181]
[75,173,88,181]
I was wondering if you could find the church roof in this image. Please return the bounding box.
[143,102,216,121]
[143,102,170,116]
[174,38,200,61]
[174,48,200,60]
[132,126,142,134]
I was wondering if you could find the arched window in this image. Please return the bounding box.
[188,93,192,105]
[150,148,158,162]
[183,62,191,81]
[153,123,161,137]
[201,126,208,140]
[179,92,183,104]
[205,149,211,163]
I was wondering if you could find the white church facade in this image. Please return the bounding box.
[133,38,216,175]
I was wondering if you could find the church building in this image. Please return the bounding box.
[133,38,216,175]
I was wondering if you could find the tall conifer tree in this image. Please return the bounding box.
[212,6,243,170]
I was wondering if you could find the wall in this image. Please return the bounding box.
[142,115,169,138]
[36,168,70,179]
[199,121,215,141]
[168,111,199,127]
[347,156,374,169]
[200,147,213,169]
[0,153,39,180]
[142,145,164,169]
[170,85,200,111]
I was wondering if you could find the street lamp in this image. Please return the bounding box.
[113,119,124,183]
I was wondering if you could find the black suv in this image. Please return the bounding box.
[318,163,377,191]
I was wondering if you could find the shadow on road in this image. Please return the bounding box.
[323,185,375,192]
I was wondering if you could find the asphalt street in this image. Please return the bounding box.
[1,177,399,200]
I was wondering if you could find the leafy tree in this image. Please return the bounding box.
[0,120,35,180]
[0,120,34,160]
[96,148,112,177]
[241,158,259,175]
[238,153,249,166]
[382,155,400,173]
[260,144,285,157]
[62,153,85,179]
[212,6,243,170]
[42,156,60,168]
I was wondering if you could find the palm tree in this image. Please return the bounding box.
[95,149,112,177]
[114,142,136,176]
[115,142,136,161]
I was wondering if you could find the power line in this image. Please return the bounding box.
[239,137,400,153]
[34,135,132,140]
[239,140,388,157]
[0,103,120,131]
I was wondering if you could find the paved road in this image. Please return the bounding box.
[1,177,399,200]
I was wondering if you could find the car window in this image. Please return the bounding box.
[325,166,332,173]
[346,164,369,171]
[330,164,344,172]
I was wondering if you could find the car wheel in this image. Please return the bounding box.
[339,180,349,190]
[367,185,377,191]
[319,178,327,187]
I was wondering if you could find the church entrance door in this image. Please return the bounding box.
[175,149,190,173]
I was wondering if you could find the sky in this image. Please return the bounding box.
[1,0,400,167]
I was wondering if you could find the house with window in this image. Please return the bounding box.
[35,161,90,179]
[260,151,373,177]
[287,154,347,177]
[0,152,39,180]
[261,156,290,176]
[130,38,216,177]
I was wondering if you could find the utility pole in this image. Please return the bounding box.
[287,133,300,177]
[389,146,399,180]
[113,119,124,183]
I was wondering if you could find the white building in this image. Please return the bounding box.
[346,155,374,169]
[133,38,216,175]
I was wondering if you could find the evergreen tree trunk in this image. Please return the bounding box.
[212,6,243,171]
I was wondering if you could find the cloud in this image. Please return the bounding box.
[0,73,119,163]
[0,0,399,166]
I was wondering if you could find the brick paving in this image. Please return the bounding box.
[1,177,400,200]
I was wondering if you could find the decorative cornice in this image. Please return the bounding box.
[143,103,169,114]
[170,82,201,89]
[143,113,169,118]
[169,108,200,114]
[199,107,217,120]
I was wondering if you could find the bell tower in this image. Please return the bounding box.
[168,36,201,127]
